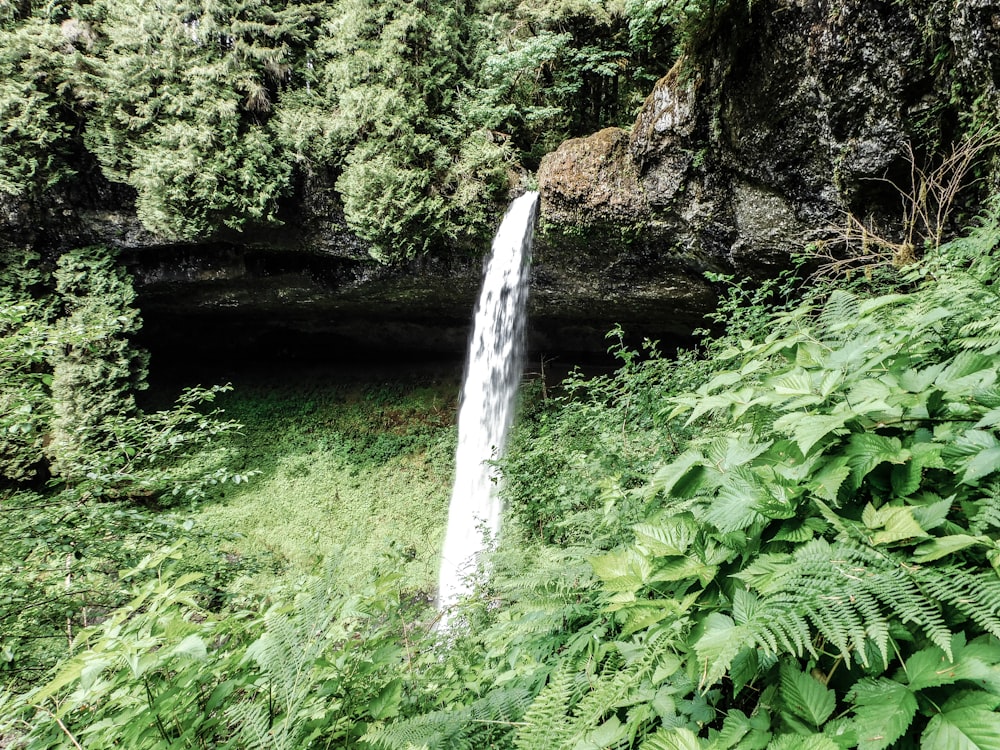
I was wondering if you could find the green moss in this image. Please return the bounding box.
[183,372,458,595]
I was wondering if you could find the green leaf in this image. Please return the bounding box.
[904,637,1000,692]
[767,734,840,750]
[368,678,402,720]
[706,434,773,471]
[908,493,952,531]
[701,370,742,394]
[772,517,826,543]
[693,613,742,687]
[846,433,909,485]
[684,387,764,425]
[935,351,997,394]
[768,368,814,398]
[913,534,985,563]
[576,716,627,750]
[170,634,207,661]
[963,446,1000,485]
[729,649,760,695]
[772,412,850,457]
[921,692,1000,750]
[732,553,792,593]
[647,451,707,499]
[861,504,929,545]
[779,661,836,727]
[809,456,851,503]
[634,514,699,556]
[641,727,705,750]
[700,467,766,533]
[975,407,1000,429]
[890,459,923,497]
[33,656,89,703]
[591,548,653,593]
[849,678,917,750]
[651,555,720,587]
[709,708,772,750]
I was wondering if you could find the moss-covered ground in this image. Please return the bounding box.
[175,365,460,597]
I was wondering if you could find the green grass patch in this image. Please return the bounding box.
[186,369,459,596]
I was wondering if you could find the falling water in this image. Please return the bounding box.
[437,191,539,616]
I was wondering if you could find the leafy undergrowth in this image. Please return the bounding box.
[0,368,457,710]
[7,206,1000,748]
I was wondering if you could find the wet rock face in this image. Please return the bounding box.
[539,0,1000,297]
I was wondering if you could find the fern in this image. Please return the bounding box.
[818,289,862,341]
[969,482,1000,533]
[364,687,535,750]
[959,315,1000,355]
[690,531,1000,691]
[513,663,584,749]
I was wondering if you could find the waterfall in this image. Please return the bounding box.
[437,191,539,617]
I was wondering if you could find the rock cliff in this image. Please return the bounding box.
[537,0,1000,317]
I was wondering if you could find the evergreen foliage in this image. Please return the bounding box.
[0,0,707,260]
[74,0,312,237]
[46,246,148,481]
[0,251,53,481]
[0,16,77,195]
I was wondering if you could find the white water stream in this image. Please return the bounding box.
[437,191,539,616]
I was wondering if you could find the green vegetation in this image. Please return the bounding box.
[0,245,252,692]
[189,375,457,592]
[5,199,1000,746]
[0,245,458,689]
[0,0,699,260]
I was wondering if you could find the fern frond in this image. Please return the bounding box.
[514,664,585,750]
[969,482,1000,533]
[364,687,535,750]
[819,290,861,340]
[723,537,1000,676]
[923,570,1000,640]
[364,706,474,750]
[958,314,1000,354]
[225,698,274,750]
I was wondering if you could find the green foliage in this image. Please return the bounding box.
[189,375,456,591]
[0,251,53,481]
[4,546,418,749]
[39,247,245,500]
[0,0,713,259]
[45,245,149,482]
[361,202,1000,749]
[73,0,312,237]
[626,0,734,59]
[0,15,76,195]
[0,492,267,694]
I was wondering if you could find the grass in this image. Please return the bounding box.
[176,366,461,597]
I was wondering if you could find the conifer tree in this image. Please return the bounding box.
[46,246,148,483]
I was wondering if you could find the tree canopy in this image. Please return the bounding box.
[0,0,682,260]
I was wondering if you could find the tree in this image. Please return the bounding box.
[46,246,148,483]
[75,0,321,237]
[0,15,78,195]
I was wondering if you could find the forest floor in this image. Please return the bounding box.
[170,363,462,597]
